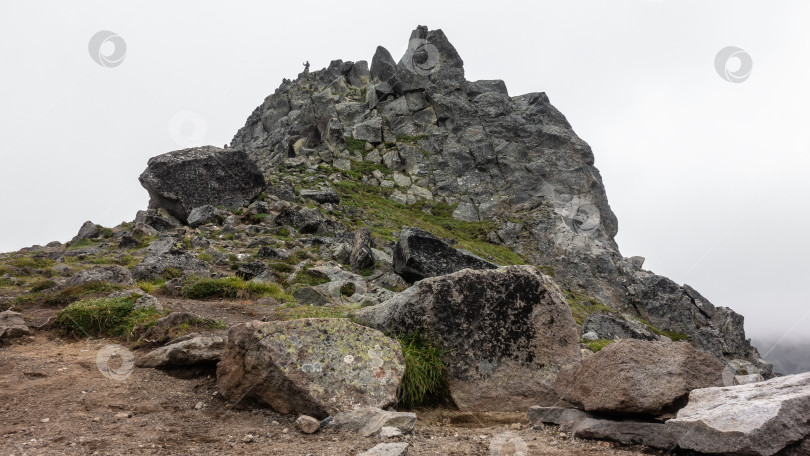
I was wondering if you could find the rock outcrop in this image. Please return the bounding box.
[228,24,770,373]
[667,372,810,456]
[217,319,404,418]
[392,227,496,282]
[555,340,725,416]
[357,265,580,411]
[0,310,31,341]
[136,334,225,368]
[139,146,265,223]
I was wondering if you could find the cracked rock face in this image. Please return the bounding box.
[229,25,770,373]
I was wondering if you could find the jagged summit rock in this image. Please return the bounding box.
[228,25,770,374]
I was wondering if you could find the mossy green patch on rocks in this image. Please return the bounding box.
[182,276,293,301]
[635,318,689,342]
[583,338,614,352]
[332,180,524,266]
[564,289,616,326]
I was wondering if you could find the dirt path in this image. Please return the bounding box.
[0,333,670,456]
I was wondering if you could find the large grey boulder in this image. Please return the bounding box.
[136,334,225,368]
[554,340,725,416]
[392,227,497,282]
[357,265,580,412]
[0,311,31,341]
[667,372,810,456]
[216,319,404,419]
[65,265,134,287]
[138,146,265,224]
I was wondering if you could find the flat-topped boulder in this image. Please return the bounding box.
[668,372,810,456]
[555,339,724,417]
[138,146,265,223]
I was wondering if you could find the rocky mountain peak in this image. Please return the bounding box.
[228,25,769,375]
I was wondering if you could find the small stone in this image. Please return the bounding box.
[40,418,49,423]
[194,401,204,410]
[115,412,132,419]
[295,415,321,434]
[242,434,255,443]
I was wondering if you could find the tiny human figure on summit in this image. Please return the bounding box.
[303,61,310,72]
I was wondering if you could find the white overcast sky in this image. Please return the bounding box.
[1,1,808,343]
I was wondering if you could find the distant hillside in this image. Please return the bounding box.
[752,338,810,375]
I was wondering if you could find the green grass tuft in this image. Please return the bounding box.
[292,268,330,287]
[339,282,356,297]
[345,137,367,153]
[636,318,689,342]
[55,296,164,338]
[29,279,57,293]
[397,333,450,409]
[583,339,614,352]
[182,276,292,301]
